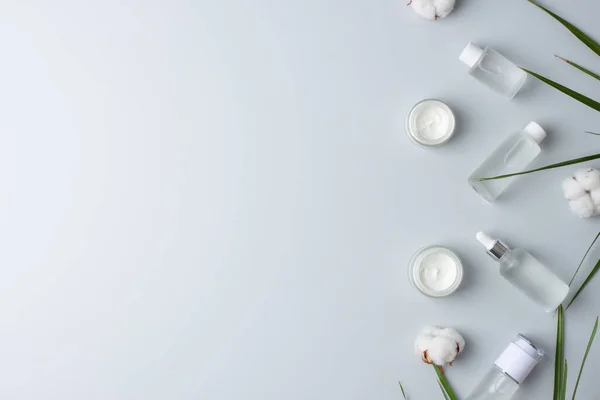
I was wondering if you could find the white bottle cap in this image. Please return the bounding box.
[523,121,547,144]
[459,42,484,68]
[494,334,544,384]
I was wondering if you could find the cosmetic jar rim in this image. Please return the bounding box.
[405,99,456,148]
[408,245,463,297]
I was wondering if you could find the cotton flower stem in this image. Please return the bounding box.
[434,365,459,400]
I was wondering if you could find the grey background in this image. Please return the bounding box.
[2,0,600,399]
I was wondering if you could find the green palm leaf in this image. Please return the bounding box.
[567,232,600,309]
[569,232,600,287]
[479,153,600,181]
[567,258,600,309]
[562,360,568,400]
[527,1,600,56]
[571,317,599,400]
[398,381,408,400]
[555,56,600,81]
[522,68,600,113]
[554,306,565,400]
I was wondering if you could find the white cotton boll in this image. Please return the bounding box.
[590,188,600,206]
[574,168,600,191]
[432,0,456,18]
[414,325,465,366]
[562,170,600,218]
[425,336,458,365]
[562,177,587,200]
[438,327,465,350]
[410,0,436,20]
[410,0,456,20]
[569,195,596,218]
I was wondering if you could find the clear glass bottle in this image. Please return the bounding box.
[468,121,546,202]
[476,232,569,312]
[466,334,544,400]
[459,43,527,99]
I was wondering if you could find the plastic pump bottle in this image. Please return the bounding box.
[460,42,528,99]
[468,121,546,203]
[465,334,544,400]
[476,232,569,312]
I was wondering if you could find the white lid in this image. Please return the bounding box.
[494,334,544,384]
[523,121,547,144]
[459,42,484,68]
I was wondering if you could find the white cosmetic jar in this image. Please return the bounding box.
[405,99,456,147]
[408,246,463,297]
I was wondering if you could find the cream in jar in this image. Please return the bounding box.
[409,246,463,297]
[405,99,456,147]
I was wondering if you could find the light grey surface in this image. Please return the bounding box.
[2,0,600,399]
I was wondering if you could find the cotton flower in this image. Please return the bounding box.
[569,195,596,218]
[562,168,600,218]
[414,326,465,366]
[590,188,600,206]
[562,177,586,200]
[409,0,456,20]
[574,168,600,191]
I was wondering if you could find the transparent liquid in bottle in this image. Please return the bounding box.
[500,248,569,312]
[465,366,519,400]
[468,132,541,202]
[466,334,544,400]
[469,48,527,99]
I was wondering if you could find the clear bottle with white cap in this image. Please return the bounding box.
[466,334,544,400]
[459,42,527,99]
[476,232,569,312]
[468,121,547,202]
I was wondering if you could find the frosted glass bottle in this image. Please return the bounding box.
[476,232,569,313]
[466,334,544,400]
[459,43,527,99]
[468,121,546,202]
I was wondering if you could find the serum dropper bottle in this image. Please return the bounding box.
[476,232,569,312]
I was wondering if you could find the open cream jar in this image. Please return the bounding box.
[409,246,463,297]
[405,99,456,147]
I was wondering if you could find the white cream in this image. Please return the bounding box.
[406,99,456,147]
[409,246,463,297]
[419,253,458,292]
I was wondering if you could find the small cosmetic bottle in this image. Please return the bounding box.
[476,232,569,312]
[468,121,546,202]
[459,43,527,99]
[465,334,544,400]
